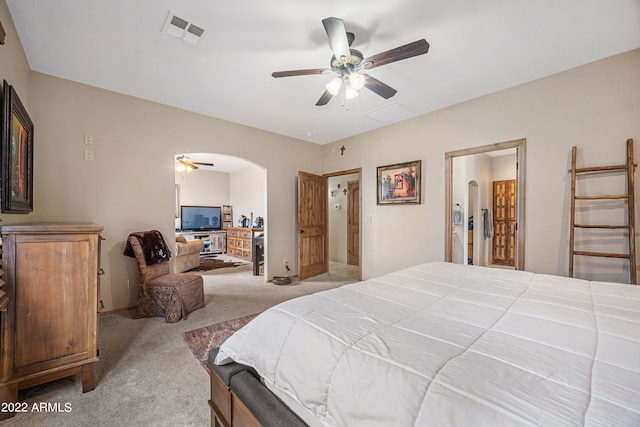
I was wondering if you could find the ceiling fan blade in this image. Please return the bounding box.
[193,162,214,167]
[362,39,429,69]
[322,17,351,60]
[316,90,333,106]
[363,74,397,99]
[272,69,331,78]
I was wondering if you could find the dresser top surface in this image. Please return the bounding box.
[1,223,103,234]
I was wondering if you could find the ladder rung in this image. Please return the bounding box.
[573,250,630,259]
[574,224,629,229]
[569,140,637,284]
[574,165,630,173]
[575,195,628,200]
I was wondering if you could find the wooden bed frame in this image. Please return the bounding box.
[206,348,307,427]
[207,364,258,427]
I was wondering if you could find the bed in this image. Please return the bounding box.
[207,262,640,426]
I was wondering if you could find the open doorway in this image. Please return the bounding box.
[175,152,267,276]
[327,171,361,281]
[296,168,362,282]
[445,139,526,270]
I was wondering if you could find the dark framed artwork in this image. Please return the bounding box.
[376,160,422,205]
[0,18,5,45]
[1,80,34,213]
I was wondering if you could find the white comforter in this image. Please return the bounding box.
[215,262,640,426]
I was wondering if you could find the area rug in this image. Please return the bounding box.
[182,313,260,370]
[188,257,246,272]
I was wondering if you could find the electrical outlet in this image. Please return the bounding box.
[84,134,93,145]
[84,149,94,161]
[283,257,288,265]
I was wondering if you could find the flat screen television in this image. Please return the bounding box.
[180,205,221,231]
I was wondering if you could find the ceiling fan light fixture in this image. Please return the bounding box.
[176,155,196,172]
[349,73,365,90]
[344,85,359,100]
[272,17,429,107]
[176,164,194,172]
[326,77,343,96]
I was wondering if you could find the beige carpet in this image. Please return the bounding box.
[3,263,356,426]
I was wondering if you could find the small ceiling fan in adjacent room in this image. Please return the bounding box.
[272,17,429,106]
[175,155,213,172]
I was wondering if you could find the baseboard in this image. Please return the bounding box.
[99,305,135,315]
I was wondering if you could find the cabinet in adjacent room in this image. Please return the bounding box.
[0,223,103,419]
[226,228,263,261]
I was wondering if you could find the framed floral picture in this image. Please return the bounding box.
[376,160,422,205]
[1,80,34,213]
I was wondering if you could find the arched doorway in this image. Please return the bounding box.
[174,152,267,275]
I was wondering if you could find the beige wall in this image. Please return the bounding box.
[2,0,316,311]
[491,154,517,182]
[230,165,266,227]
[3,0,640,311]
[328,173,359,264]
[175,170,231,207]
[175,169,231,229]
[324,48,640,283]
[175,165,266,231]
[26,72,321,311]
[0,0,30,112]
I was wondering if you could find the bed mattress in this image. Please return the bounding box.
[215,262,640,426]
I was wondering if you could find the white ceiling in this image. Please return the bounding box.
[6,0,640,145]
[175,152,257,174]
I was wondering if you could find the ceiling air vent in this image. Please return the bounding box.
[162,10,206,45]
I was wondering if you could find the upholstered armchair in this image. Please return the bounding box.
[125,231,205,322]
[175,235,204,273]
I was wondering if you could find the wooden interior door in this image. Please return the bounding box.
[298,171,328,280]
[347,180,360,266]
[492,179,516,266]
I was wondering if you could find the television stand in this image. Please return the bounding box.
[177,230,226,255]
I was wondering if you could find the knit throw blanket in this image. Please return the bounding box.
[124,230,172,265]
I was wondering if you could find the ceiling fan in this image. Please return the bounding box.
[272,17,429,106]
[175,155,213,172]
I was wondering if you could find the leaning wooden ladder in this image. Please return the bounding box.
[569,139,637,284]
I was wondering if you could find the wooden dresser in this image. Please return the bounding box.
[0,223,103,419]
[226,228,263,261]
